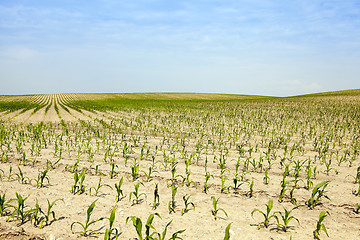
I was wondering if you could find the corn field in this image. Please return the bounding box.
[0,91,360,239]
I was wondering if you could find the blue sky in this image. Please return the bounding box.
[1,0,359,96]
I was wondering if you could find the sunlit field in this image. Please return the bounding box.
[0,90,360,239]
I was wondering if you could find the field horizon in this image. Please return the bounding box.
[1,88,360,99]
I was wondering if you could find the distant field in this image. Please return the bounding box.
[0,90,359,240]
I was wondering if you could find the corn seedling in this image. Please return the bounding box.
[71,170,86,194]
[129,161,140,181]
[223,223,232,240]
[104,206,121,240]
[167,162,180,187]
[278,178,292,203]
[263,168,270,185]
[180,170,195,187]
[15,166,30,184]
[126,213,161,240]
[129,182,147,205]
[181,194,195,216]
[40,198,64,227]
[202,171,213,194]
[168,185,177,214]
[151,183,160,210]
[115,177,125,202]
[229,178,247,194]
[8,193,32,224]
[31,168,50,188]
[353,181,360,196]
[29,200,44,227]
[274,206,300,232]
[155,219,185,240]
[346,166,360,183]
[251,200,276,228]
[211,196,228,220]
[324,159,334,175]
[93,164,106,176]
[90,177,112,196]
[0,168,4,181]
[46,158,61,169]
[142,166,157,182]
[312,166,319,179]
[305,167,313,190]
[71,199,104,236]
[109,162,118,179]
[354,203,360,214]
[305,181,330,209]
[313,211,330,239]
[246,180,254,198]
[65,158,80,173]
[220,172,229,193]
[0,194,13,216]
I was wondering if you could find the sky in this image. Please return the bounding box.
[0,0,359,96]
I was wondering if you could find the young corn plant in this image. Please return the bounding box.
[93,164,106,176]
[109,162,118,179]
[0,194,13,216]
[129,182,147,205]
[223,223,232,240]
[8,193,32,224]
[312,166,319,179]
[126,213,161,240]
[353,181,360,196]
[263,168,270,185]
[46,157,61,169]
[114,177,125,202]
[65,159,80,173]
[41,198,64,227]
[229,178,247,194]
[211,196,228,220]
[15,166,30,184]
[168,185,177,214]
[154,219,185,240]
[29,200,44,228]
[251,200,276,228]
[0,168,4,181]
[167,162,179,187]
[278,178,291,203]
[89,177,112,196]
[151,183,160,210]
[220,172,229,194]
[324,159,335,175]
[202,171,213,194]
[305,167,313,190]
[104,206,121,240]
[305,181,330,209]
[246,180,254,198]
[180,194,195,216]
[129,160,140,181]
[274,206,300,232]
[313,211,330,240]
[71,170,86,195]
[31,168,50,188]
[71,199,104,236]
[354,203,360,214]
[142,166,157,182]
[7,165,13,181]
[180,171,195,187]
[346,166,360,184]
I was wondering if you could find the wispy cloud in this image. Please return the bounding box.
[0,0,359,95]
